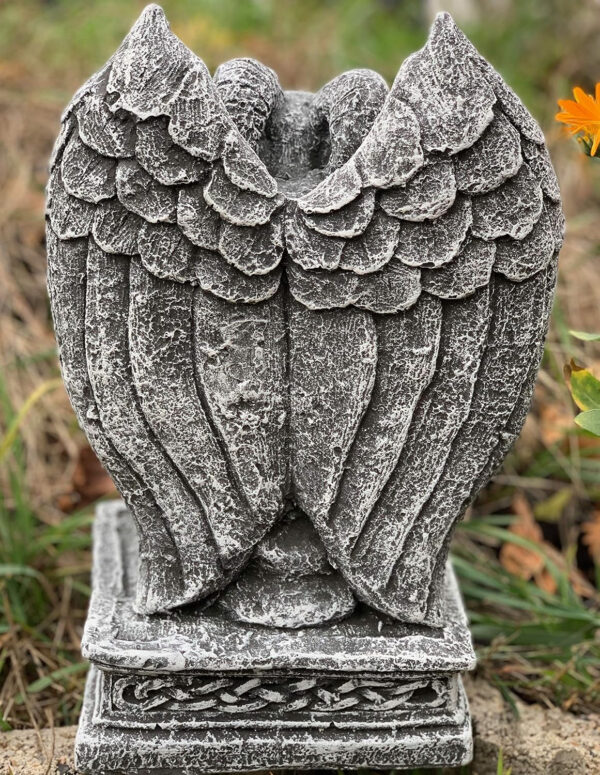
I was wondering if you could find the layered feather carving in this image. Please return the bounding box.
[286,13,562,625]
[48,6,284,306]
[46,6,288,614]
[47,4,563,625]
[287,15,562,312]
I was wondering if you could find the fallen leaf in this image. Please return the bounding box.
[535,568,559,595]
[575,409,600,436]
[511,492,533,522]
[500,495,546,580]
[501,494,597,599]
[538,399,573,446]
[73,446,115,501]
[582,511,600,561]
[57,446,116,512]
[566,359,600,411]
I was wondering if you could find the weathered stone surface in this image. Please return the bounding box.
[48,12,562,614]
[78,504,474,675]
[254,509,332,575]
[216,565,356,627]
[77,668,472,773]
[5,679,598,774]
[46,4,564,772]
[74,504,474,772]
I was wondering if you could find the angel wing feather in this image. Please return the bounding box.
[286,13,563,625]
[47,5,563,625]
[47,6,288,614]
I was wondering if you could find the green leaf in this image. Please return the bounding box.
[568,363,600,411]
[570,330,600,342]
[575,409,600,436]
[0,563,45,582]
[534,487,573,522]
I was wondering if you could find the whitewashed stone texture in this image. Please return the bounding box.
[46,5,563,772]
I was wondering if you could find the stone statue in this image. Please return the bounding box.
[46,5,563,772]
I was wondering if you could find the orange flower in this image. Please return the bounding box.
[556,84,600,156]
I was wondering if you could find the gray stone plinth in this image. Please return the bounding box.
[75,502,474,773]
[77,664,472,773]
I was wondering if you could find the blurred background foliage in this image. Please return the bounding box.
[2,1,600,770]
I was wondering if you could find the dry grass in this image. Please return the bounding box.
[0,588,87,733]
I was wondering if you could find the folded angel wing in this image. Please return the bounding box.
[46,5,288,614]
[286,13,563,625]
[287,15,561,310]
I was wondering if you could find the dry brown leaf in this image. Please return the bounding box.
[535,568,558,595]
[73,447,115,501]
[500,494,546,579]
[511,492,536,523]
[582,510,600,560]
[500,494,597,599]
[57,446,116,512]
[538,400,574,446]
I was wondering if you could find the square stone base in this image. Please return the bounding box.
[75,501,475,773]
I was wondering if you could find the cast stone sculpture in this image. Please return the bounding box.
[46,5,563,772]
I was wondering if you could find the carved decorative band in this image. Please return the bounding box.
[111,674,447,716]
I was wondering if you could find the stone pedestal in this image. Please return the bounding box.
[75,502,475,773]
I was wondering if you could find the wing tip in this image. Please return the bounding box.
[119,2,178,57]
[432,10,457,27]
[132,4,170,33]
[429,11,464,44]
